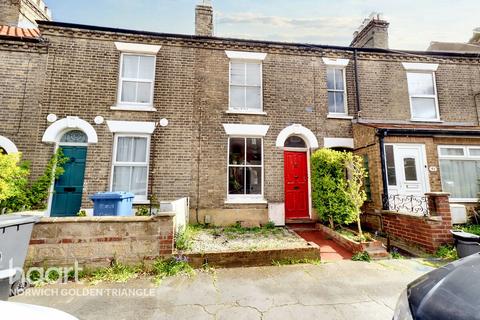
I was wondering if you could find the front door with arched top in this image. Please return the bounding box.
[284,136,310,219]
[51,130,88,217]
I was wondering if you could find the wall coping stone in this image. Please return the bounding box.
[425,192,451,197]
[381,210,443,222]
[38,213,174,224]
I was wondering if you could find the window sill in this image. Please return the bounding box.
[327,114,353,120]
[410,119,443,123]
[133,199,150,205]
[449,198,478,203]
[111,105,157,112]
[226,110,267,116]
[225,198,268,204]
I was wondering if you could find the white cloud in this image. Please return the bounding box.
[216,12,360,45]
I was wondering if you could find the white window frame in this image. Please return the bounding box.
[326,66,348,117]
[114,53,157,111]
[226,136,266,204]
[228,60,264,114]
[438,145,480,202]
[323,58,351,119]
[402,62,440,122]
[110,134,151,204]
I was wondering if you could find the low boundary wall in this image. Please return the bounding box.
[26,214,175,268]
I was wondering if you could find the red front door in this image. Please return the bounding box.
[284,151,309,219]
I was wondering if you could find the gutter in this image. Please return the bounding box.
[376,127,480,137]
[36,20,480,59]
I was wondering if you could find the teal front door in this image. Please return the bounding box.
[51,146,87,217]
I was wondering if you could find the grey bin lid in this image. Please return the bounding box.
[450,230,480,241]
[0,215,40,229]
[89,192,135,200]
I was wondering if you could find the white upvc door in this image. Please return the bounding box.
[386,144,429,196]
[385,144,430,214]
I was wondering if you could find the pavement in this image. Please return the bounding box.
[11,259,434,320]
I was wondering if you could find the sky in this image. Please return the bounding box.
[45,0,479,50]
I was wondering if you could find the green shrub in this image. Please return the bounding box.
[151,256,194,284]
[455,224,480,236]
[89,260,141,284]
[0,153,29,212]
[435,245,458,260]
[175,225,198,251]
[135,206,150,216]
[352,251,371,262]
[76,210,87,217]
[311,149,367,233]
[0,149,68,213]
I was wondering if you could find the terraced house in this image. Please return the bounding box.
[1,1,480,231]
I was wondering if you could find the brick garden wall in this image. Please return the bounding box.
[26,214,175,268]
[367,193,453,253]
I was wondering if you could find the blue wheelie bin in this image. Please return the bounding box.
[89,192,134,216]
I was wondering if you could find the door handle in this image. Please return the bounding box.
[64,187,75,192]
[293,186,300,190]
[294,175,299,178]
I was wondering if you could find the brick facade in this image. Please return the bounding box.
[1,10,480,228]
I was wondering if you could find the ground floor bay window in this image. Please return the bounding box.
[111,135,150,202]
[439,146,480,201]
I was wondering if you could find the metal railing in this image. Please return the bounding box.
[382,194,429,216]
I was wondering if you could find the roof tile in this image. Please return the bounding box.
[0,25,41,39]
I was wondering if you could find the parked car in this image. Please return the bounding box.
[393,253,480,320]
[1,301,78,320]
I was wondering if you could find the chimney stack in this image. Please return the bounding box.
[469,27,480,44]
[195,0,214,37]
[0,0,52,27]
[350,13,389,49]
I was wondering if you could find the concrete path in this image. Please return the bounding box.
[11,259,434,320]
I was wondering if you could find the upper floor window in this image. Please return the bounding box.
[322,58,350,118]
[113,42,161,112]
[402,63,440,121]
[225,51,267,114]
[327,67,346,115]
[119,54,155,105]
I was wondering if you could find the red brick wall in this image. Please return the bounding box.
[382,193,453,253]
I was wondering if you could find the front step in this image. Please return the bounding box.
[285,218,316,224]
[286,220,317,231]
